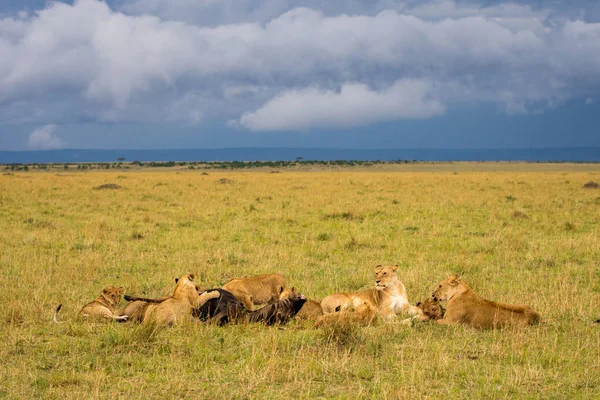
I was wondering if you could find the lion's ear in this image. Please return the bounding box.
[392,265,399,272]
[189,274,195,281]
[375,265,383,272]
[291,287,296,292]
[416,302,422,307]
[450,275,461,286]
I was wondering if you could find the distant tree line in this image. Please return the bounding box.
[2,159,428,171]
[4,159,591,171]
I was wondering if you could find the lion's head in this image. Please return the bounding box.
[172,273,200,298]
[101,286,124,306]
[432,275,463,302]
[374,265,399,290]
[416,298,445,320]
[175,275,204,294]
[285,287,307,302]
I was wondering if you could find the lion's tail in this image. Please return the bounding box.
[53,304,63,324]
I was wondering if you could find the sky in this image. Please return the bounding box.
[0,0,599,150]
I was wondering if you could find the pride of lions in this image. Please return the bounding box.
[55,265,540,330]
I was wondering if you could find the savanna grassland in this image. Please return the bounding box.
[1,164,600,399]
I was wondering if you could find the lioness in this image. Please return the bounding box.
[320,265,420,319]
[78,286,128,321]
[432,275,540,329]
[143,274,220,326]
[314,301,377,328]
[222,273,286,311]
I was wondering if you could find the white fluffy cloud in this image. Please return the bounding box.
[238,80,445,131]
[1,0,600,131]
[28,124,63,149]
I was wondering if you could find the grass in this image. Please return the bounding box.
[1,164,600,399]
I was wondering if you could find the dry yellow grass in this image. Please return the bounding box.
[1,165,599,398]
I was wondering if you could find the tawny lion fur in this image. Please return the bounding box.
[221,273,286,311]
[320,265,421,319]
[314,302,377,328]
[401,298,445,325]
[78,286,128,322]
[142,274,220,326]
[432,275,540,329]
[295,299,324,321]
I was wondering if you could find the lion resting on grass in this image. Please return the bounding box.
[222,273,286,311]
[314,301,377,328]
[320,265,420,319]
[295,299,324,321]
[432,275,540,329]
[142,274,220,326]
[54,286,128,323]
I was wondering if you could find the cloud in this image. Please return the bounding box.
[118,0,600,25]
[1,0,600,131]
[28,124,64,149]
[238,80,445,131]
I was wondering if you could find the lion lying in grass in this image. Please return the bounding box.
[432,275,540,329]
[54,286,128,323]
[295,299,324,321]
[222,273,286,311]
[314,301,377,328]
[320,265,421,319]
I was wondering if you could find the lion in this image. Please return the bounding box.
[119,276,209,323]
[314,301,377,328]
[295,299,324,321]
[320,265,420,319]
[54,286,128,323]
[142,274,220,326]
[432,275,540,329]
[221,273,286,311]
[54,286,128,322]
[401,298,445,325]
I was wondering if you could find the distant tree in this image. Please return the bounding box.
[117,157,126,161]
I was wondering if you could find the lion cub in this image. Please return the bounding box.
[143,274,220,326]
[79,286,128,322]
[401,298,445,325]
[222,273,286,311]
[432,275,540,329]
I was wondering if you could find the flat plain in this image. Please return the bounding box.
[1,163,599,399]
